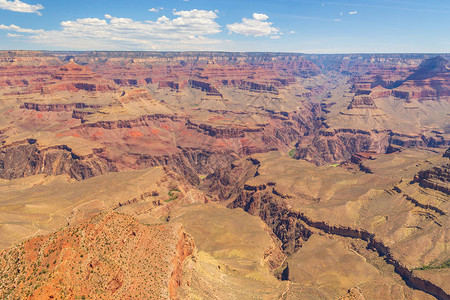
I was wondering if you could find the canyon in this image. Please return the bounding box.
[0,51,448,299]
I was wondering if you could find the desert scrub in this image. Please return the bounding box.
[164,189,180,202]
[288,148,296,158]
[413,259,450,271]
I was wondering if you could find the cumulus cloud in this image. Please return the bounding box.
[0,0,43,15]
[349,11,358,14]
[7,32,22,37]
[252,13,269,21]
[149,7,163,13]
[226,13,279,37]
[0,9,222,50]
[0,24,43,33]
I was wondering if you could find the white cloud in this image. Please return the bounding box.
[226,13,279,37]
[7,32,22,37]
[349,11,358,14]
[0,9,222,50]
[289,30,296,34]
[0,0,43,15]
[149,7,163,13]
[172,9,218,20]
[0,24,43,33]
[252,13,269,21]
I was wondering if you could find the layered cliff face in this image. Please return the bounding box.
[391,57,450,100]
[347,57,450,101]
[295,129,449,165]
[294,129,389,165]
[1,52,449,170]
[294,56,450,165]
[406,56,450,81]
[0,140,117,180]
[0,51,61,92]
[65,52,319,99]
[63,106,316,185]
[0,51,324,183]
[41,61,116,94]
[413,148,450,195]
[0,51,61,67]
[348,95,378,109]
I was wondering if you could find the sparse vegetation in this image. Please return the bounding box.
[288,148,296,158]
[413,259,450,271]
[164,188,180,202]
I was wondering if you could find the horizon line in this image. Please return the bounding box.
[1,50,449,55]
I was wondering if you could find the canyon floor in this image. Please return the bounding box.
[0,51,449,299]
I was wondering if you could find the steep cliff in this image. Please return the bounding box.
[0,140,116,180]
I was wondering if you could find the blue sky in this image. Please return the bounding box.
[0,0,449,53]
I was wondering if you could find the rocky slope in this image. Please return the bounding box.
[0,212,195,299]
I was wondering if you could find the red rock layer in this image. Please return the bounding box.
[393,74,450,99]
[0,51,62,91]
[351,56,450,100]
[80,54,319,94]
[41,61,116,94]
